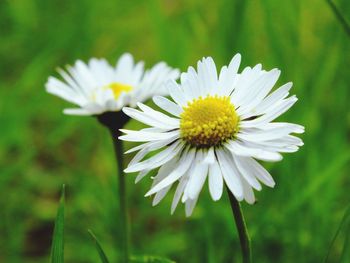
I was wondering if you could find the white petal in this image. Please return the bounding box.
[245,82,293,118]
[262,122,305,134]
[153,96,183,117]
[216,149,243,200]
[122,107,178,130]
[81,103,105,114]
[184,151,208,199]
[203,57,218,93]
[233,156,262,191]
[137,102,180,126]
[218,54,241,96]
[63,108,91,116]
[168,79,187,107]
[208,160,224,201]
[184,66,201,98]
[240,96,298,127]
[72,61,98,91]
[231,65,264,105]
[145,148,195,196]
[185,197,199,217]
[203,147,215,164]
[237,157,275,187]
[151,159,179,205]
[115,53,135,80]
[171,174,190,214]
[237,69,281,116]
[125,140,183,173]
[46,77,86,106]
[226,140,283,162]
[280,135,304,146]
[197,58,212,95]
[119,129,179,142]
[135,169,150,183]
[241,177,256,204]
[123,133,178,153]
[57,67,89,97]
[238,124,303,142]
[126,137,179,167]
[238,140,300,153]
[152,186,171,206]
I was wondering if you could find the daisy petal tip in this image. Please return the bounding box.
[276,156,283,162]
[124,167,132,173]
[234,53,241,59]
[235,194,244,202]
[124,148,134,154]
[144,190,154,197]
[152,95,161,103]
[212,195,221,202]
[247,199,256,205]
[136,102,144,108]
[118,135,126,141]
[121,107,129,114]
[268,181,276,188]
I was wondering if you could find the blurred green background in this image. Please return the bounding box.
[1,0,349,262]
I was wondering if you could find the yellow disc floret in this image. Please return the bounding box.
[107,82,133,98]
[180,95,239,148]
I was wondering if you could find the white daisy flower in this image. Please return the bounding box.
[119,54,304,216]
[45,53,180,116]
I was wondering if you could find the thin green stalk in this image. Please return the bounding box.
[111,132,129,263]
[326,0,350,38]
[97,111,130,262]
[227,188,252,263]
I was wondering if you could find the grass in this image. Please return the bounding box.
[0,0,349,262]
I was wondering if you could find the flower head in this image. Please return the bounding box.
[120,54,304,216]
[46,53,180,116]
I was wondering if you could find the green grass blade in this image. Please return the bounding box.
[88,229,110,263]
[50,184,65,263]
[130,255,175,263]
[325,205,350,263]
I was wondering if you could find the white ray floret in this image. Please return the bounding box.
[46,53,180,116]
[120,54,304,217]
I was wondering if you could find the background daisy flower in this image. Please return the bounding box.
[120,54,304,216]
[45,53,179,262]
[46,53,180,116]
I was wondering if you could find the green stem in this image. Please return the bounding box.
[111,132,129,263]
[326,0,350,38]
[227,188,252,263]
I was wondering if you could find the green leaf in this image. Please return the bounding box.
[88,229,110,263]
[130,255,176,263]
[325,205,350,263]
[50,184,65,263]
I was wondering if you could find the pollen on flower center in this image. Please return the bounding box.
[180,95,239,148]
[107,82,133,98]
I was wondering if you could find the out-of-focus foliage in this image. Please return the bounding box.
[0,0,349,262]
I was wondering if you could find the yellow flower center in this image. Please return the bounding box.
[107,82,133,98]
[180,95,239,148]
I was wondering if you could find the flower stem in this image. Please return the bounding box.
[227,188,252,263]
[111,132,129,263]
[97,112,130,263]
